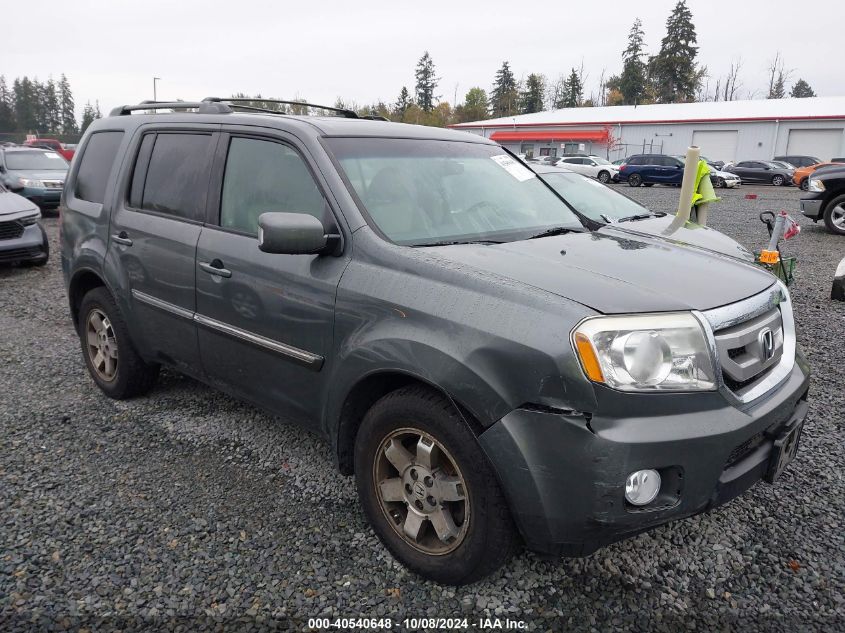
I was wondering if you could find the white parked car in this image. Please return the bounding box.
[556,156,619,183]
[710,168,742,189]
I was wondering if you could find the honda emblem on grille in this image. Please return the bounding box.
[758,327,775,361]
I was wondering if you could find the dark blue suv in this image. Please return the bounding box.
[618,153,684,187]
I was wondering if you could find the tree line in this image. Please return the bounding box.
[0,74,102,137]
[328,0,818,126]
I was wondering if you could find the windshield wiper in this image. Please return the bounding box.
[616,212,665,223]
[526,226,583,240]
[413,239,504,247]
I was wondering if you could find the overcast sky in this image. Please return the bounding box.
[5,0,845,116]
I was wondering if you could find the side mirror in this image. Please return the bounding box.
[258,212,330,255]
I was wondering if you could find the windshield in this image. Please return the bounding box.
[4,150,68,171]
[539,171,653,222]
[328,138,583,245]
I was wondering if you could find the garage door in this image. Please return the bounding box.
[691,130,739,163]
[786,129,844,161]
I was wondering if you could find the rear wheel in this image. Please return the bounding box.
[823,195,845,236]
[354,385,519,585]
[628,173,643,187]
[597,170,611,184]
[78,287,159,399]
[772,175,785,186]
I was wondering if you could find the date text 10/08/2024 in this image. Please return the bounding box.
[307,617,529,630]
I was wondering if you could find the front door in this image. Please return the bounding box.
[195,132,350,424]
[109,128,218,372]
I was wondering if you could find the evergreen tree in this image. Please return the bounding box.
[59,74,77,134]
[519,74,546,114]
[0,76,15,132]
[620,18,648,105]
[13,77,38,131]
[45,77,60,132]
[414,52,439,112]
[649,0,703,103]
[455,87,488,123]
[394,86,413,117]
[768,76,786,99]
[489,61,519,117]
[560,68,584,108]
[790,79,816,98]
[80,101,96,134]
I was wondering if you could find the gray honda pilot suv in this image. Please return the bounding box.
[61,98,810,585]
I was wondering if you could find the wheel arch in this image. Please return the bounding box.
[68,267,110,328]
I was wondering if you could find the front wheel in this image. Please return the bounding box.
[772,175,785,186]
[800,178,809,191]
[823,195,845,235]
[716,177,726,188]
[354,386,519,585]
[628,173,643,187]
[597,170,611,184]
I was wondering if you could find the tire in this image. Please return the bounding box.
[772,175,785,186]
[78,287,159,399]
[800,178,809,191]
[716,177,726,188]
[823,194,845,236]
[354,385,519,585]
[628,173,643,187]
[597,170,611,184]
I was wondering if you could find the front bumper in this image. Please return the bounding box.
[19,186,62,209]
[0,222,48,264]
[800,196,824,221]
[479,354,811,556]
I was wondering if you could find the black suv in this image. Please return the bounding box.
[799,163,845,235]
[774,155,821,168]
[61,98,811,584]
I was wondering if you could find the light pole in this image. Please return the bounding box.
[153,77,161,101]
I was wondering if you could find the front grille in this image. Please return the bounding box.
[714,307,784,397]
[0,247,42,262]
[0,220,24,240]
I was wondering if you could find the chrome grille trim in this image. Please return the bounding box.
[694,281,796,406]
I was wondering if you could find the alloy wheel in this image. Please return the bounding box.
[86,308,118,382]
[373,427,470,555]
[772,175,784,186]
[831,203,845,230]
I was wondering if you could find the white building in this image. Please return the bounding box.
[449,97,845,163]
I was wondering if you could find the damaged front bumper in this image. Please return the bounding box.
[478,353,811,557]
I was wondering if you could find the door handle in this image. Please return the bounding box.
[112,231,133,246]
[199,259,232,278]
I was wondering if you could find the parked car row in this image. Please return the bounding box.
[616,154,740,188]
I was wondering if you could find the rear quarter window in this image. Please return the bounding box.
[75,131,125,204]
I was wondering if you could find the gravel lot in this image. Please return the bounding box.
[1,185,843,632]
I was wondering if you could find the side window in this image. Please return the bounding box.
[627,156,642,165]
[220,137,325,236]
[140,133,212,220]
[75,131,124,204]
[129,134,156,209]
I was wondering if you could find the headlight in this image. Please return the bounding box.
[572,312,716,392]
[18,178,45,188]
[20,210,41,226]
[808,178,825,192]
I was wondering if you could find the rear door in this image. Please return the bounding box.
[194,130,350,424]
[108,127,218,373]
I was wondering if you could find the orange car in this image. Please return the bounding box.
[794,162,839,190]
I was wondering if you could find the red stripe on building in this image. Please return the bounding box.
[489,130,609,142]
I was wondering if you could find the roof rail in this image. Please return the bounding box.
[203,97,359,119]
[109,100,233,117]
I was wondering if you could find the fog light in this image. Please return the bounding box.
[625,469,661,506]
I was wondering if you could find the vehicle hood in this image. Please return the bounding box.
[0,190,39,215]
[426,227,774,314]
[7,169,68,181]
[712,169,739,179]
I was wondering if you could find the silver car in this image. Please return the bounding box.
[0,181,49,266]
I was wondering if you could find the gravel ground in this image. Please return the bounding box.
[1,186,843,632]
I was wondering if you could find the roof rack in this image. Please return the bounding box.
[202,97,359,119]
[109,100,232,116]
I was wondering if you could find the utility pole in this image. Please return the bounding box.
[153,77,161,101]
